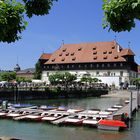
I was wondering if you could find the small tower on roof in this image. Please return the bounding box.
[14,64,21,72]
[14,57,21,72]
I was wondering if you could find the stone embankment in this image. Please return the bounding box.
[101,90,137,98]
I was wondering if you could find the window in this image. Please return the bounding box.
[72,57,76,61]
[93,51,97,55]
[120,63,123,67]
[84,64,87,68]
[71,52,74,56]
[62,48,66,52]
[96,71,99,75]
[47,65,49,69]
[107,71,110,76]
[93,56,97,60]
[59,53,62,56]
[97,64,99,68]
[109,51,112,54]
[103,56,107,59]
[61,58,65,61]
[120,71,123,76]
[90,64,93,68]
[47,72,49,76]
[72,65,74,68]
[67,65,69,68]
[103,51,107,54]
[112,46,115,49]
[102,64,104,67]
[78,47,82,51]
[107,63,110,67]
[114,55,118,59]
[93,47,96,50]
[66,52,69,56]
[114,63,117,67]
[79,64,81,68]
[111,72,115,76]
[52,58,55,62]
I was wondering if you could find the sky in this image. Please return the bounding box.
[0,0,140,70]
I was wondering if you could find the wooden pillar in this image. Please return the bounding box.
[136,90,139,110]
[129,91,132,119]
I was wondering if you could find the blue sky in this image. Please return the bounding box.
[0,0,140,70]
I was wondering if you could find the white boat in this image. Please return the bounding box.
[125,100,129,104]
[41,113,65,122]
[18,112,48,121]
[67,108,84,113]
[113,105,123,108]
[106,107,118,112]
[82,116,101,127]
[63,115,87,126]
[99,111,112,115]
[87,109,100,114]
[0,110,10,118]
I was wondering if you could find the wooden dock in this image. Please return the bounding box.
[114,99,136,115]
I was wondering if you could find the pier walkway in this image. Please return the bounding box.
[114,98,137,116]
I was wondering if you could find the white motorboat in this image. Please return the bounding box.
[82,116,101,127]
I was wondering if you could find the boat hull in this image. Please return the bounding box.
[98,125,120,131]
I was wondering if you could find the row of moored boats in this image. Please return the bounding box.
[0,103,128,131]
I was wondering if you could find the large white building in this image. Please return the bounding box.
[39,41,138,88]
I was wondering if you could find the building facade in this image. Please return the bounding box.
[16,68,35,80]
[41,41,138,87]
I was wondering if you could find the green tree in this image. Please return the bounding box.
[103,0,140,32]
[48,72,62,85]
[49,72,77,86]
[61,72,77,88]
[81,76,101,84]
[131,78,140,88]
[0,71,16,81]
[16,76,31,82]
[0,0,57,43]
[1,0,139,43]
[34,61,42,79]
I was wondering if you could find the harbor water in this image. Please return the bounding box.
[0,96,140,140]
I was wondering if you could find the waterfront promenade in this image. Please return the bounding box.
[102,89,137,98]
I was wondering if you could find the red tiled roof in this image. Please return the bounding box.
[45,41,134,64]
[120,49,135,56]
[39,53,52,60]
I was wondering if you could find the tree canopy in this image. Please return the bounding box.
[0,71,16,81]
[34,61,42,79]
[0,0,140,43]
[103,0,140,32]
[49,72,77,86]
[0,0,57,43]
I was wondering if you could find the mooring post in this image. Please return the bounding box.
[136,89,139,111]
[129,91,132,119]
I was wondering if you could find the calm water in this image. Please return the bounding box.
[0,97,140,140]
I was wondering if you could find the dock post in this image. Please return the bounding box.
[129,91,132,119]
[136,89,139,111]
